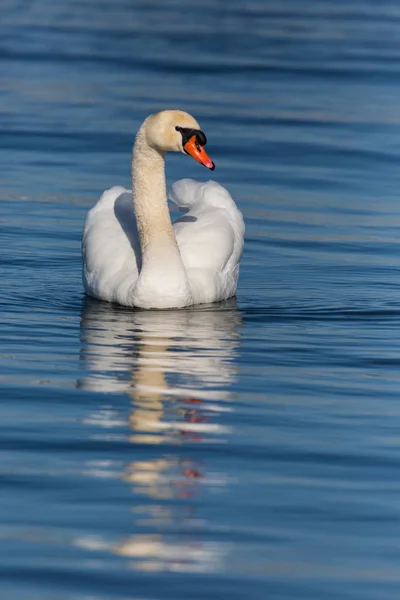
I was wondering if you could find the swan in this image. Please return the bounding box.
[82,110,244,309]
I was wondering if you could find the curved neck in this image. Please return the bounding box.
[132,129,175,251]
[131,128,193,308]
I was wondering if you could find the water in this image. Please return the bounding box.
[1,1,400,598]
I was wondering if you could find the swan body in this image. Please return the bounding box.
[82,110,244,309]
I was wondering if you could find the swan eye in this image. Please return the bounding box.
[175,126,207,147]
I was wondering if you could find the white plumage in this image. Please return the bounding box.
[82,110,244,309]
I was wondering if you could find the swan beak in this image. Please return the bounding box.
[184,136,215,170]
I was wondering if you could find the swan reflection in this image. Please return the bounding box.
[78,298,241,573]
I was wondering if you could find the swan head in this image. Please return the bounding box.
[143,110,215,170]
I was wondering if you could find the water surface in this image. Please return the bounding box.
[2,1,400,599]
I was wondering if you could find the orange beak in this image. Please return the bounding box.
[183,135,215,170]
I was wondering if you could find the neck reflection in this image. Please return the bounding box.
[78,298,242,573]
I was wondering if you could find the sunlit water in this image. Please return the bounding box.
[2,1,400,598]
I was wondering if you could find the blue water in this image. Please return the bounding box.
[2,1,400,598]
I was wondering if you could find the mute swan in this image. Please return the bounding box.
[82,110,244,309]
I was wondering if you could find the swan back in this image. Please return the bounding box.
[171,179,245,305]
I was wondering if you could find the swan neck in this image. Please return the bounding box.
[131,128,193,308]
[132,132,174,250]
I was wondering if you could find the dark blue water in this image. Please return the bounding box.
[2,1,400,598]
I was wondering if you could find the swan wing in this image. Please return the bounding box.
[171,179,245,304]
[82,180,245,308]
[82,186,140,306]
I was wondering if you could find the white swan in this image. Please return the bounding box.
[82,110,244,309]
